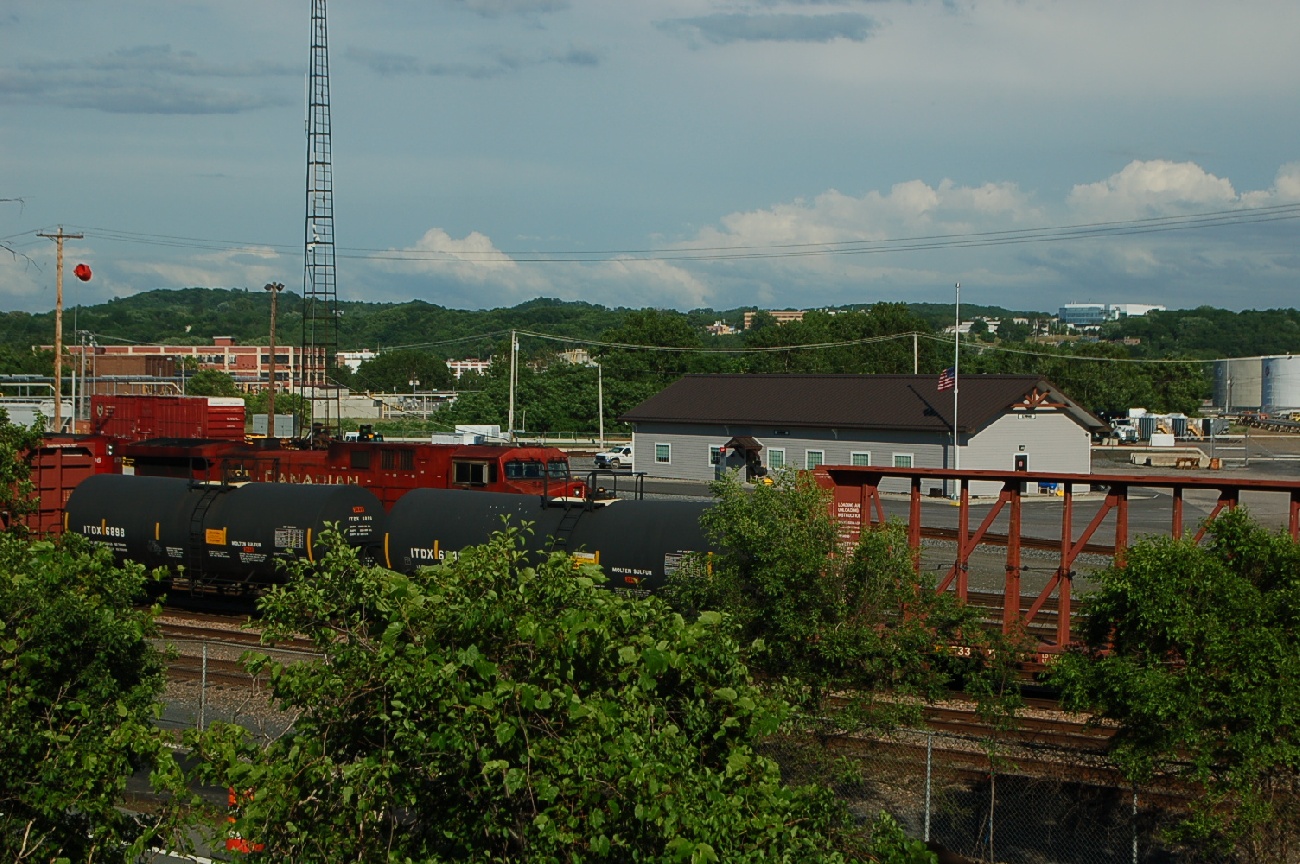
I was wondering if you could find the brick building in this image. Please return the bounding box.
[59,336,326,393]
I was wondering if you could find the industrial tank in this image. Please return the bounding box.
[1261,355,1300,414]
[1213,357,1264,412]
[66,476,384,583]
[382,489,564,572]
[382,490,716,595]
[193,482,384,581]
[564,499,714,595]
[65,475,210,571]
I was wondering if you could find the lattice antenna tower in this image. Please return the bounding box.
[302,0,341,439]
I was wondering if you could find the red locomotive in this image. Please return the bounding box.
[22,395,585,536]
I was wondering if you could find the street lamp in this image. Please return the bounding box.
[264,282,284,436]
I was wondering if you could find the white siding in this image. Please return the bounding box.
[631,407,1093,495]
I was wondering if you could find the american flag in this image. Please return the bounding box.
[938,367,955,391]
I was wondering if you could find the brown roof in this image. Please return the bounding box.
[619,374,1106,435]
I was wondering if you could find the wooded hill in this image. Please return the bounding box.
[5,288,1298,422]
[5,288,1294,361]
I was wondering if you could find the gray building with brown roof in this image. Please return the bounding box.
[618,374,1106,494]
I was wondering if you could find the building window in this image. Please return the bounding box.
[655,443,671,464]
[893,453,914,469]
[805,450,824,469]
[768,448,785,470]
[709,445,723,465]
[850,451,871,467]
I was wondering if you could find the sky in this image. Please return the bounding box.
[3,0,1299,322]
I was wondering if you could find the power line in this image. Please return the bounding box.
[52,200,1300,266]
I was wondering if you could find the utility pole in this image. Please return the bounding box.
[37,226,83,433]
[265,282,285,435]
[508,330,517,443]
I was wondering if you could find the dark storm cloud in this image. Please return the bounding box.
[0,45,294,114]
[659,12,880,45]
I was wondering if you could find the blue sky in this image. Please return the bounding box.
[3,0,1299,320]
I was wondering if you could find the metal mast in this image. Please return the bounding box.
[302,0,340,439]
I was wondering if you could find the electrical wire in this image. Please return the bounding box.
[48,200,1300,265]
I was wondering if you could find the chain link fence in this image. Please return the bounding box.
[760,727,1296,864]
[156,636,308,744]
[157,635,1298,862]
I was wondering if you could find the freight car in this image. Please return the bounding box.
[65,475,384,589]
[380,489,714,596]
[65,477,715,597]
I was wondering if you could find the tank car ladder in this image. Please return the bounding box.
[546,471,647,554]
[182,483,226,592]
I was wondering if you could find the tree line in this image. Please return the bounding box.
[3,289,1270,429]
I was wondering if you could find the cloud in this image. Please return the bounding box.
[0,45,294,114]
[345,48,423,78]
[347,43,599,79]
[690,178,1039,250]
[1067,160,1238,219]
[449,0,569,19]
[659,12,879,45]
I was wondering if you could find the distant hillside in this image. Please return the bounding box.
[3,289,1296,363]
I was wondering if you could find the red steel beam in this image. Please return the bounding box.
[816,466,1300,653]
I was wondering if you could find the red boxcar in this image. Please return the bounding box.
[23,434,118,536]
[90,394,246,442]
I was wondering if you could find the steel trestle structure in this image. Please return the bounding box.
[302,0,340,435]
[816,466,1300,656]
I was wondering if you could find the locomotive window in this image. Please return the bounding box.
[548,459,569,478]
[454,461,495,486]
[505,460,547,479]
[351,450,371,469]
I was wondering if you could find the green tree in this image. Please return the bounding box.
[244,390,309,421]
[0,533,177,861]
[667,471,1024,731]
[183,368,241,397]
[192,526,883,862]
[0,408,43,533]
[1052,509,1300,852]
[350,348,455,393]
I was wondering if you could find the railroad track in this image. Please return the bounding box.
[156,610,320,687]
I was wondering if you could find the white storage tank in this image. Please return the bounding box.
[1213,357,1264,412]
[1261,356,1300,413]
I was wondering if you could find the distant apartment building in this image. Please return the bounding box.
[1058,303,1165,329]
[743,310,805,329]
[446,358,492,379]
[336,349,378,372]
[59,336,326,392]
[556,348,594,366]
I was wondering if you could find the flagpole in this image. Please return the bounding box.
[953,282,960,475]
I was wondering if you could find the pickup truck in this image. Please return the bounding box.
[594,445,633,470]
